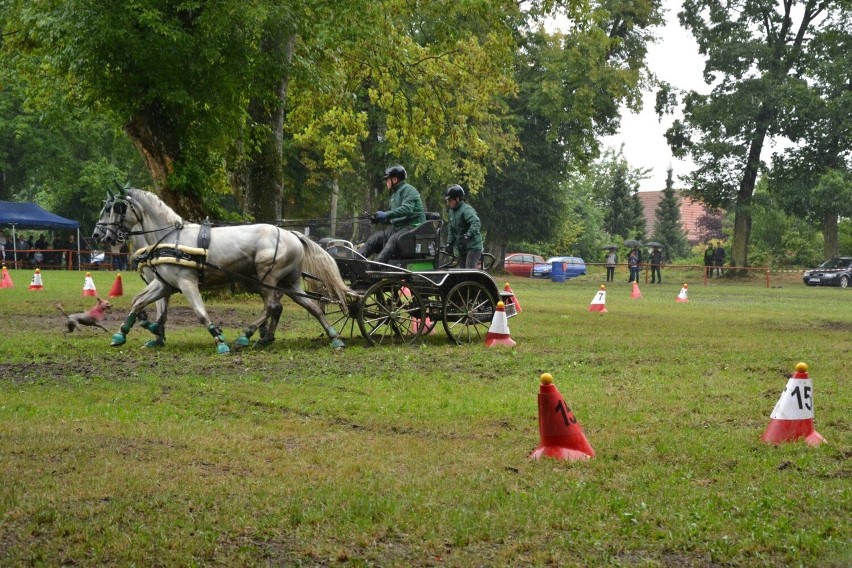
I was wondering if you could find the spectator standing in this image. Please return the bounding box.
[627,249,639,283]
[0,231,6,261]
[703,244,714,278]
[714,244,726,277]
[650,247,663,284]
[604,249,617,282]
[444,184,483,269]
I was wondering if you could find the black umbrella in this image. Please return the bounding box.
[624,239,643,248]
[645,241,665,248]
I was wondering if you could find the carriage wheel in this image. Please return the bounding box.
[442,281,496,345]
[358,279,425,346]
[321,298,360,340]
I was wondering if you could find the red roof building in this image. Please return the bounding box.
[637,191,716,244]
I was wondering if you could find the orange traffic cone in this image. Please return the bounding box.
[630,281,642,299]
[29,268,44,291]
[503,282,522,312]
[1,265,14,288]
[82,272,98,297]
[109,273,124,297]
[761,362,826,447]
[530,373,595,461]
[588,284,607,313]
[484,301,516,347]
[676,283,689,303]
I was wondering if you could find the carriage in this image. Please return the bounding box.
[307,213,518,346]
[93,186,515,352]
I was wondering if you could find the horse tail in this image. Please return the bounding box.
[296,233,353,306]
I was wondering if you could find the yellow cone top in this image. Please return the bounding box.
[796,362,808,373]
[496,301,505,309]
[683,283,688,288]
[86,272,91,276]
[35,268,40,274]
[540,373,553,385]
[599,284,606,290]
[116,273,122,279]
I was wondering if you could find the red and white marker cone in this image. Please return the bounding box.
[1,265,15,288]
[761,362,826,447]
[29,268,44,291]
[530,373,595,461]
[109,273,124,297]
[676,283,689,303]
[630,281,642,299]
[504,282,521,312]
[82,272,98,297]
[588,284,607,313]
[484,301,516,347]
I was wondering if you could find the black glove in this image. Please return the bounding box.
[462,235,471,247]
[444,245,453,256]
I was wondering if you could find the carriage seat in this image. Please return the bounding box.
[395,215,442,260]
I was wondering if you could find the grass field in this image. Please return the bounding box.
[0,267,849,566]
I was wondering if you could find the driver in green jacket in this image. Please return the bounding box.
[444,184,483,269]
[358,164,426,263]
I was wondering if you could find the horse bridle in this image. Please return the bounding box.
[96,193,181,243]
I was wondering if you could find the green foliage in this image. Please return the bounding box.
[663,0,848,267]
[651,167,689,260]
[0,56,150,230]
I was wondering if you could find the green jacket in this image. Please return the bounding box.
[386,181,426,231]
[447,200,483,253]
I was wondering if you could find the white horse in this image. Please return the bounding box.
[92,187,351,353]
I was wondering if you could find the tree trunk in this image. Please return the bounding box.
[822,212,838,259]
[124,112,207,219]
[242,34,296,222]
[330,178,339,237]
[730,107,771,273]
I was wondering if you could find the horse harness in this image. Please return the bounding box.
[98,193,334,301]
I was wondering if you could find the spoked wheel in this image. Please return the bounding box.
[321,297,360,341]
[358,279,425,346]
[442,281,496,344]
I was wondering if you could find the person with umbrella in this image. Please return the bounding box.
[624,239,642,283]
[603,246,618,282]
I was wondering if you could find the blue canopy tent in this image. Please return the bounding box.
[0,201,80,267]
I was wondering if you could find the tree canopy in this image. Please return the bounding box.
[659,0,850,269]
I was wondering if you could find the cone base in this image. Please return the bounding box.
[588,306,607,313]
[676,298,688,303]
[529,445,593,461]
[29,286,44,291]
[83,290,98,297]
[761,419,826,446]
[485,333,516,347]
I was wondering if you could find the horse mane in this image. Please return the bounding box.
[127,188,184,226]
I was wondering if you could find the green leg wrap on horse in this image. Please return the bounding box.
[120,313,138,335]
[327,326,345,349]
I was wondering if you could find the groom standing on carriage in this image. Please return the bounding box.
[358,165,426,263]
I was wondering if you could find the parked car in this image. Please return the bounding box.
[503,253,545,277]
[803,257,852,288]
[533,256,587,280]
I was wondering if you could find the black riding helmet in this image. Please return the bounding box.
[445,184,465,200]
[383,164,407,181]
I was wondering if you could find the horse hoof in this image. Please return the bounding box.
[143,338,165,348]
[330,337,345,350]
[253,337,274,349]
[235,335,250,348]
[111,333,126,347]
[217,343,231,355]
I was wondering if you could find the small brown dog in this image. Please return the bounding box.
[55,297,112,335]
